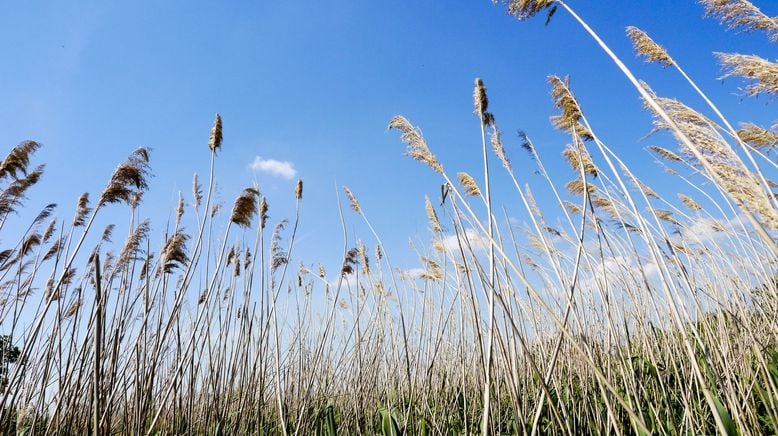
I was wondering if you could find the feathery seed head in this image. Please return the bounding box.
[343,186,361,213]
[209,113,223,152]
[99,147,151,206]
[548,76,594,141]
[699,0,778,42]
[230,187,260,228]
[0,141,41,180]
[74,193,91,227]
[192,174,203,209]
[295,179,303,200]
[626,26,675,67]
[737,123,778,150]
[424,196,443,233]
[458,172,482,196]
[388,115,443,173]
[716,52,778,97]
[259,197,269,229]
[502,0,555,21]
[473,78,494,126]
[491,127,511,170]
[161,229,190,273]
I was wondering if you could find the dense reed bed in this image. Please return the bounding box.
[1,0,777,434]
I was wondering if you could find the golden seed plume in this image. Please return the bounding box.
[0,164,44,216]
[473,78,494,126]
[548,76,594,141]
[644,85,778,228]
[424,196,443,233]
[737,123,778,150]
[21,233,41,257]
[458,172,482,196]
[627,26,675,68]
[176,192,184,225]
[42,218,57,243]
[341,247,359,276]
[699,0,778,42]
[562,144,598,177]
[161,229,190,273]
[295,179,303,200]
[230,187,260,228]
[64,297,82,319]
[565,178,595,195]
[420,256,443,281]
[0,140,41,180]
[343,186,361,213]
[679,194,702,211]
[591,196,619,219]
[101,224,115,243]
[648,146,684,163]
[43,237,63,261]
[626,26,674,67]
[716,52,778,97]
[192,174,203,209]
[99,148,151,206]
[271,220,289,271]
[259,197,269,229]
[388,115,443,173]
[208,113,223,152]
[73,193,91,227]
[357,242,370,274]
[563,200,581,214]
[490,127,511,171]
[654,209,678,225]
[117,219,150,271]
[502,0,555,21]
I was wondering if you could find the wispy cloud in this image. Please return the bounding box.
[440,228,490,253]
[249,156,297,179]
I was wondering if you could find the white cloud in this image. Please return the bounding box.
[441,228,490,253]
[249,156,297,179]
[403,268,426,279]
[680,217,723,244]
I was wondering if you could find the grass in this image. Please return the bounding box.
[1,0,777,434]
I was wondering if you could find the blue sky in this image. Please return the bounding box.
[1,0,775,274]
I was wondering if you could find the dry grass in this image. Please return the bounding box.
[0,2,776,435]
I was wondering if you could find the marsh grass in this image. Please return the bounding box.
[0,1,777,435]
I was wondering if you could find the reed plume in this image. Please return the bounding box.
[208,113,223,152]
[699,0,778,41]
[99,148,151,206]
[0,141,41,180]
[626,26,675,67]
[117,219,150,271]
[562,144,598,177]
[458,172,482,196]
[230,187,260,228]
[501,0,555,21]
[716,52,778,97]
[737,122,778,150]
[295,179,303,200]
[490,127,511,171]
[424,196,443,233]
[473,78,494,126]
[343,186,361,213]
[548,76,593,140]
[0,165,44,216]
[161,229,190,273]
[388,115,443,173]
